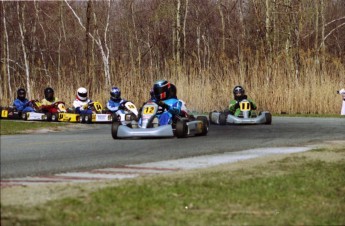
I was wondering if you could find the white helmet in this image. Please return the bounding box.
[77,87,88,101]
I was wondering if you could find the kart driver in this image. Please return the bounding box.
[40,87,61,113]
[13,88,36,113]
[73,87,93,114]
[152,80,182,125]
[228,85,257,117]
[107,87,127,113]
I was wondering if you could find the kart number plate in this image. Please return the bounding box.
[126,104,136,109]
[240,101,251,111]
[1,110,8,118]
[94,102,103,112]
[143,106,155,115]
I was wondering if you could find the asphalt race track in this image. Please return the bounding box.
[1,117,344,179]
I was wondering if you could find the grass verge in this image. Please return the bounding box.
[0,120,69,135]
[1,146,344,226]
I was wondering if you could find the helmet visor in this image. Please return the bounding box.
[78,92,87,98]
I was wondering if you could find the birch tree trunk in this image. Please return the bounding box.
[182,0,189,66]
[2,2,12,101]
[314,0,319,67]
[218,1,225,54]
[17,2,31,99]
[265,0,272,81]
[238,0,246,80]
[34,1,50,84]
[86,0,92,80]
[131,1,141,72]
[65,0,111,86]
[175,0,181,67]
[320,0,325,70]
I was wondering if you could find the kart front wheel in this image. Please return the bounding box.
[111,122,120,139]
[265,112,272,125]
[175,119,188,138]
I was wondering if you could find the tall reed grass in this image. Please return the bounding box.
[1,55,344,115]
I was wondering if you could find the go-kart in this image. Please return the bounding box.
[111,101,139,125]
[1,106,23,120]
[79,101,112,123]
[209,99,272,125]
[111,100,209,139]
[0,100,42,120]
[23,101,73,121]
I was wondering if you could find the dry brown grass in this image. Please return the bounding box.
[2,54,344,114]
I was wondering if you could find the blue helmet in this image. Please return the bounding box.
[110,87,121,100]
[153,80,171,100]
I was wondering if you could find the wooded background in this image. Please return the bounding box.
[1,0,344,114]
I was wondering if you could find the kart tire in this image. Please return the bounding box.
[46,113,52,121]
[80,114,85,123]
[51,113,58,122]
[84,114,92,124]
[175,118,188,138]
[111,122,120,139]
[209,112,214,124]
[196,116,209,136]
[111,113,118,122]
[265,112,272,125]
[21,112,28,120]
[219,112,227,125]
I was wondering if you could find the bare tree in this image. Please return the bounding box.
[64,0,111,86]
[2,2,12,101]
[17,2,31,99]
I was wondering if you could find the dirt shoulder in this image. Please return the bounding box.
[1,140,344,207]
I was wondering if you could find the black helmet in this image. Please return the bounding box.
[153,80,171,100]
[17,88,26,101]
[233,86,245,100]
[170,84,177,98]
[44,87,54,101]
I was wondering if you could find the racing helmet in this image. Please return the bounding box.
[17,88,26,101]
[170,83,177,98]
[77,87,88,101]
[233,85,245,100]
[44,87,54,101]
[153,80,171,100]
[110,87,121,101]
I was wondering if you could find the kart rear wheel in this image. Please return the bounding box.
[80,114,85,123]
[219,112,227,125]
[209,112,214,125]
[46,113,52,121]
[265,112,272,125]
[21,112,28,120]
[51,113,58,122]
[111,122,120,139]
[84,114,92,123]
[175,119,188,138]
[196,116,209,136]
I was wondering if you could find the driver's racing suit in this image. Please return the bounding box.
[156,98,182,125]
[228,95,257,117]
[73,97,93,114]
